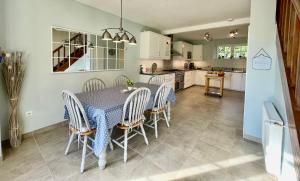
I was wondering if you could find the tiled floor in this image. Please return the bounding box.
[0,86,275,181]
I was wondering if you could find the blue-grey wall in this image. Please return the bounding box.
[0,0,152,138]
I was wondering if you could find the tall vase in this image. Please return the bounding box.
[2,52,25,148]
[8,98,21,147]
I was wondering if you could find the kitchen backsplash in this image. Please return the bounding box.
[139,59,246,70]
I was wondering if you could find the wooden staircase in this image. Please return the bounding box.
[53,33,87,72]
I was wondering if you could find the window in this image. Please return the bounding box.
[217,46,232,59]
[217,44,247,60]
[233,45,247,59]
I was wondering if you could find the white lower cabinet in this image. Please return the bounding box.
[193,70,245,92]
[224,72,232,89]
[195,70,207,86]
[230,73,243,91]
[184,71,193,88]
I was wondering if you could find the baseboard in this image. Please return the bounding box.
[23,120,68,139]
[243,134,262,144]
[2,120,68,144]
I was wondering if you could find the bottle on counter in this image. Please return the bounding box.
[139,65,144,74]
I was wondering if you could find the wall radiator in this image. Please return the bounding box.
[262,101,284,176]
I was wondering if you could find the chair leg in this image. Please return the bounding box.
[124,130,128,163]
[109,128,114,151]
[163,111,170,128]
[154,113,158,138]
[80,135,88,173]
[140,123,149,145]
[65,132,75,155]
[77,134,80,150]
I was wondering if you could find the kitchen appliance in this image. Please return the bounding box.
[187,51,192,59]
[163,69,184,91]
[189,63,195,69]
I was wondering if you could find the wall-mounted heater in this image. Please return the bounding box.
[262,101,284,177]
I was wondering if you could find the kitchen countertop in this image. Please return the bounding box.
[140,68,246,75]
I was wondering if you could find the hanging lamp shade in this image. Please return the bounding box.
[102,29,112,40]
[129,36,137,45]
[113,33,121,43]
[120,32,129,42]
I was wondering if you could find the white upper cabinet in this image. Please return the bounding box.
[192,45,203,61]
[140,31,171,60]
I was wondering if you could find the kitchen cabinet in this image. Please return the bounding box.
[173,41,193,60]
[184,71,194,88]
[139,73,175,90]
[192,45,203,60]
[240,73,246,91]
[195,70,207,86]
[140,31,171,60]
[224,72,232,89]
[230,73,243,91]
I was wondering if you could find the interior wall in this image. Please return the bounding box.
[0,0,151,138]
[183,37,247,69]
[243,0,277,141]
[0,0,9,141]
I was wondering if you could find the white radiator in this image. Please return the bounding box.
[262,102,284,177]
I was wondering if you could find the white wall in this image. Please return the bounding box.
[243,0,277,141]
[0,0,151,138]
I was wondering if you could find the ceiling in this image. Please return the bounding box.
[76,0,251,31]
[174,24,249,41]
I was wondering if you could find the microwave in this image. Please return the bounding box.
[187,51,192,60]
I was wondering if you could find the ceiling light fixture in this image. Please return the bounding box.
[101,0,136,45]
[229,29,238,38]
[204,32,213,41]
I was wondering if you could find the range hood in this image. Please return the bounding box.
[169,34,183,57]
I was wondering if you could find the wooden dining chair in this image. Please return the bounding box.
[82,78,106,92]
[148,75,165,85]
[111,87,151,163]
[115,75,129,86]
[145,83,171,138]
[62,90,95,173]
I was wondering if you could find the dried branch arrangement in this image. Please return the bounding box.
[2,52,25,147]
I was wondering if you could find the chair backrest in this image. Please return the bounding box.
[153,83,171,110]
[121,88,151,126]
[115,75,129,86]
[83,78,106,92]
[148,75,165,85]
[62,90,91,132]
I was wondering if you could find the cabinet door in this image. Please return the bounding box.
[240,73,246,91]
[230,73,242,91]
[160,36,171,60]
[192,45,203,60]
[149,33,160,59]
[224,72,231,89]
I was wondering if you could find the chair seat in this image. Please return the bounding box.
[70,126,96,136]
[117,120,144,129]
[146,107,165,114]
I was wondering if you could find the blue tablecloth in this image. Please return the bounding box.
[64,82,176,157]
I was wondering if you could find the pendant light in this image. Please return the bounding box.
[101,0,136,45]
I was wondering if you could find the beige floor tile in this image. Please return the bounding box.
[0,86,274,181]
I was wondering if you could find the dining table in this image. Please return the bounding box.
[64,82,176,169]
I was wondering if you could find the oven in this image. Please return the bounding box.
[175,71,184,91]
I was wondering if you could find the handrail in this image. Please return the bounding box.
[277,0,300,176]
[52,33,82,54]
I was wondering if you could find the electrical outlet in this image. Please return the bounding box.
[25,111,33,117]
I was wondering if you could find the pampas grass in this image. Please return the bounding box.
[2,52,25,147]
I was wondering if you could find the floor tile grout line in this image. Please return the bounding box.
[32,133,55,180]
